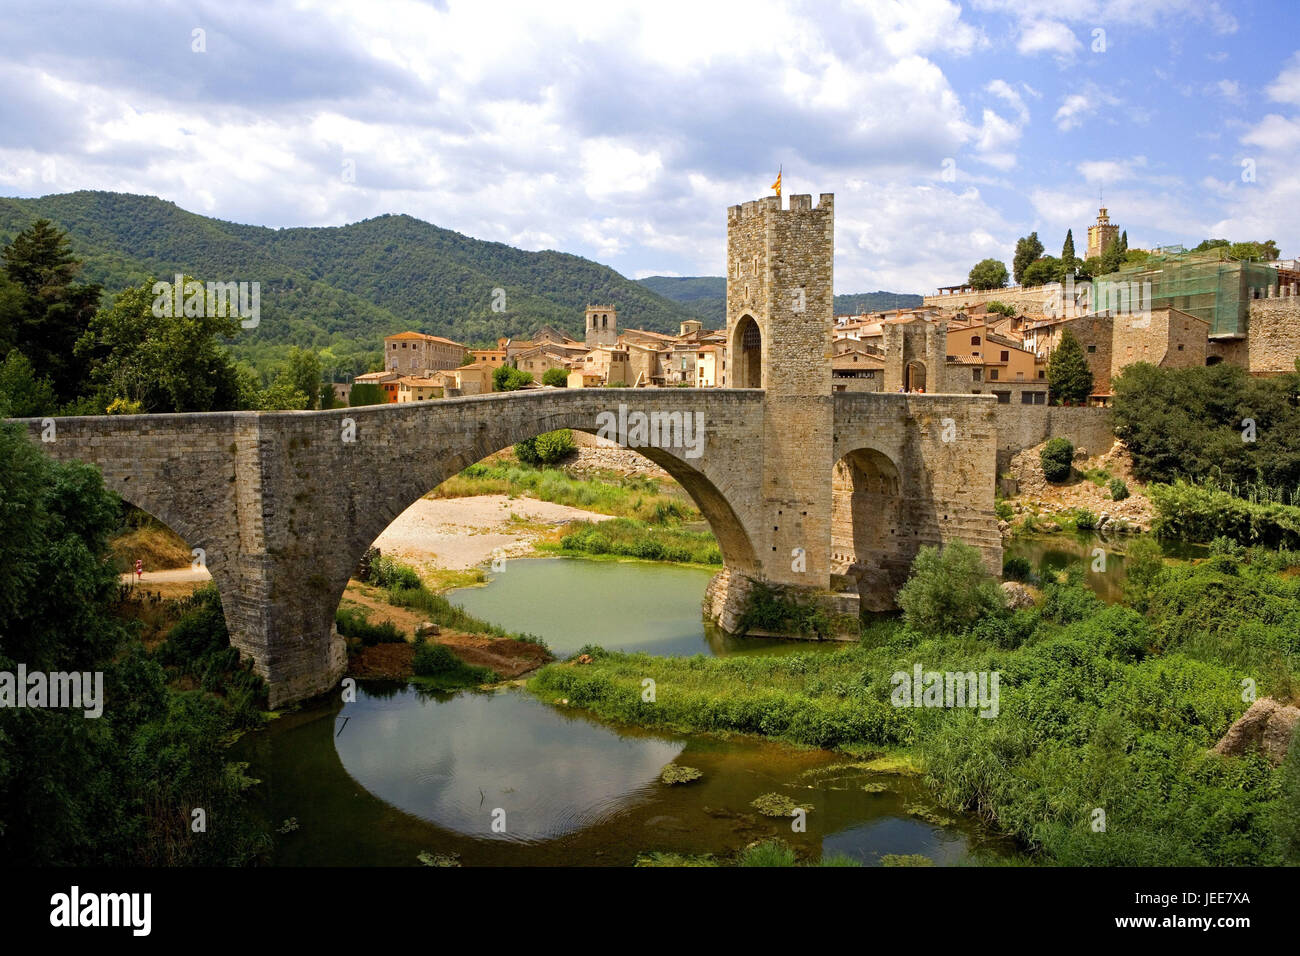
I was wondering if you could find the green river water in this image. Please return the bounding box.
[236,557,1015,866]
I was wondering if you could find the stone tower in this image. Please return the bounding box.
[725,192,835,592]
[585,305,618,348]
[1086,206,1119,260]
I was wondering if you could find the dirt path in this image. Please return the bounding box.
[118,566,211,600]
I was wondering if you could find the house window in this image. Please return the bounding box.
[1038,370,1045,379]
[1020,391,1047,405]
[971,335,981,345]
[1000,350,1009,362]
[1087,344,1096,353]
[1177,344,1184,351]
[994,391,1011,404]
[989,369,999,380]
[972,368,982,381]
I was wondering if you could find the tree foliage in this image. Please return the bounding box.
[1012,232,1044,285]
[1046,328,1093,404]
[897,541,1005,636]
[967,258,1009,291]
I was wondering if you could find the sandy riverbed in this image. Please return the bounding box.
[371,494,610,570]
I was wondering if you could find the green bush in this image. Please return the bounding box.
[1108,477,1130,501]
[336,607,405,645]
[1072,508,1097,531]
[367,554,422,591]
[534,428,576,464]
[1149,480,1300,548]
[1002,556,1031,581]
[1040,438,1074,483]
[542,367,569,387]
[897,541,1005,636]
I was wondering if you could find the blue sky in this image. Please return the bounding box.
[0,0,1296,295]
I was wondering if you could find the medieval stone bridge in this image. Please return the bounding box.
[15,386,1001,706]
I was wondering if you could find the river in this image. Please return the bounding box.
[236,556,1011,866]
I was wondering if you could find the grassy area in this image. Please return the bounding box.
[635,839,866,867]
[432,458,699,524]
[528,551,1300,866]
[541,517,721,565]
[108,521,193,571]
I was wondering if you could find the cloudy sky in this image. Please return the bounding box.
[1,0,1297,294]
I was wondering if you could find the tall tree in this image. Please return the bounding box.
[1013,232,1045,286]
[1120,230,1128,253]
[1099,236,1125,276]
[1047,328,1094,404]
[1061,229,1077,274]
[0,220,102,403]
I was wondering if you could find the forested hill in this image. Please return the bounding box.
[636,276,924,325]
[0,191,699,362]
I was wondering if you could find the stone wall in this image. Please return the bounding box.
[1238,297,1300,375]
[922,285,1051,314]
[991,404,1116,471]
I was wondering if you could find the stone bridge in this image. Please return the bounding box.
[14,386,1001,706]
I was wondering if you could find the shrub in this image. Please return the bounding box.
[367,555,421,591]
[1109,477,1130,501]
[534,428,576,465]
[541,367,569,387]
[1072,508,1097,531]
[412,641,460,675]
[1002,556,1031,581]
[897,542,1005,636]
[336,607,405,645]
[1040,437,1074,483]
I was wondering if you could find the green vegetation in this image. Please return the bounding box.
[0,421,269,864]
[514,428,576,466]
[736,579,837,639]
[493,364,534,391]
[636,276,920,328]
[1109,477,1130,501]
[1149,481,1300,548]
[349,382,384,406]
[529,549,1300,865]
[551,517,721,565]
[1012,232,1045,286]
[335,607,405,645]
[898,542,1005,636]
[1114,362,1300,490]
[434,459,698,524]
[660,763,703,784]
[542,367,569,387]
[1040,437,1075,483]
[1046,329,1093,404]
[1002,556,1031,582]
[412,638,496,688]
[359,554,545,647]
[967,258,1008,291]
[751,792,813,817]
[986,301,1016,317]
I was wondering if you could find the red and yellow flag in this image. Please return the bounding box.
[770,166,782,197]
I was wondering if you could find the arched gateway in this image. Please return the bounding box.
[12,192,1002,707]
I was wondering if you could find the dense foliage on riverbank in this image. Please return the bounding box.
[1149,480,1300,548]
[0,419,269,864]
[530,544,1300,866]
[548,517,721,565]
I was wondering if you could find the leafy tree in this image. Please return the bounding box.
[1040,437,1075,483]
[542,367,569,387]
[986,301,1017,317]
[1228,240,1280,261]
[897,541,1005,636]
[0,219,102,403]
[258,379,310,410]
[1113,362,1300,488]
[76,278,250,413]
[349,382,385,406]
[968,258,1009,291]
[493,364,533,391]
[0,348,57,417]
[1021,256,1062,287]
[1193,239,1230,254]
[1046,328,1093,404]
[1012,232,1044,285]
[259,346,321,410]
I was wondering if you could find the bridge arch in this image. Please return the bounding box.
[830,445,911,612]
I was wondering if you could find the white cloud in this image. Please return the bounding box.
[1267,51,1300,105]
[1016,20,1081,61]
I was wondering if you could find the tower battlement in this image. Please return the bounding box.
[727,193,834,220]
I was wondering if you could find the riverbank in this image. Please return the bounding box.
[525,547,1300,866]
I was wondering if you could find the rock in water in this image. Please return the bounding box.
[1000,581,1036,610]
